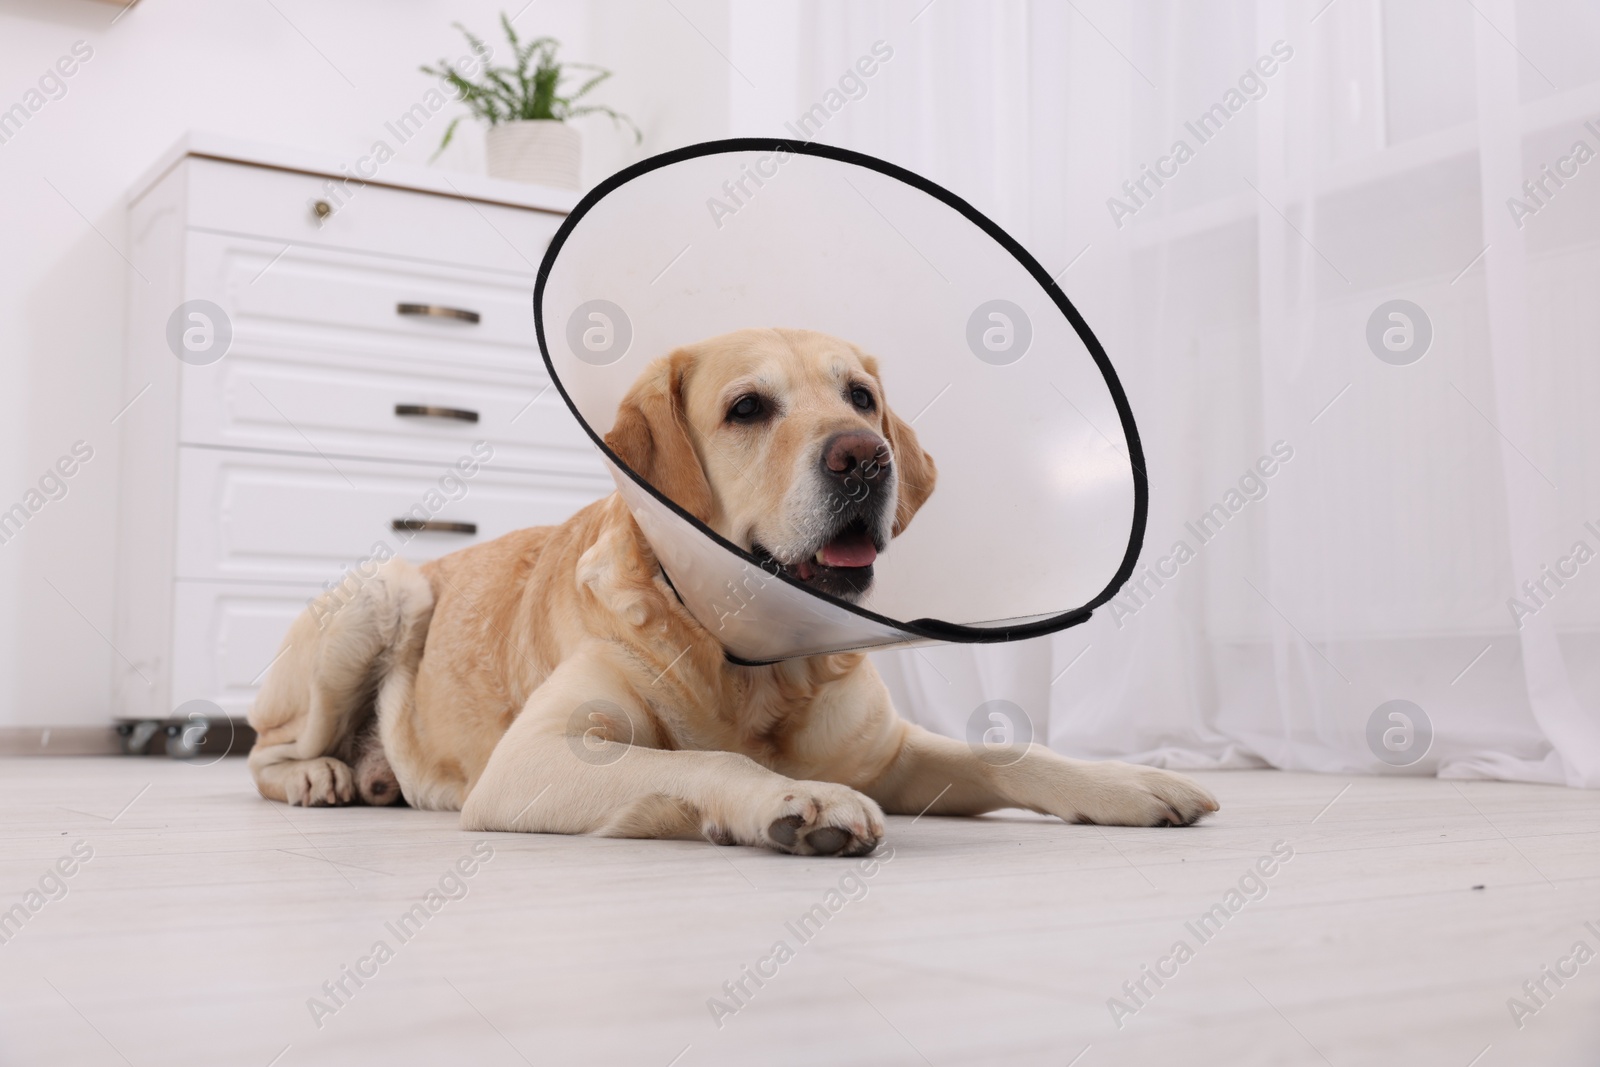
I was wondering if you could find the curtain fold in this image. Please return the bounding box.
[752,0,1600,787]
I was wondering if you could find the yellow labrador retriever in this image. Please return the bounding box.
[248,328,1217,855]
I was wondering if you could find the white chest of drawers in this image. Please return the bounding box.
[113,134,611,722]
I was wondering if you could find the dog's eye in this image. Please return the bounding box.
[727,394,765,423]
[850,386,875,412]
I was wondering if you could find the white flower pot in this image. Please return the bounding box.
[485,120,582,189]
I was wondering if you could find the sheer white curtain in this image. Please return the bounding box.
[735,0,1600,787]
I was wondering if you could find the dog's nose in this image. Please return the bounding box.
[822,431,890,480]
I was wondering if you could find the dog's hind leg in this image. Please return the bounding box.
[247,558,434,807]
[365,568,434,809]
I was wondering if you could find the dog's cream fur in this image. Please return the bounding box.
[247,328,1217,855]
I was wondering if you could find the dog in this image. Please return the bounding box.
[247,327,1217,855]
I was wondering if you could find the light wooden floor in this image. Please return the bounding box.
[0,758,1596,1066]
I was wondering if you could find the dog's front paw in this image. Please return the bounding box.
[284,757,355,807]
[749,782,884,857]
[1062,762,1218,827]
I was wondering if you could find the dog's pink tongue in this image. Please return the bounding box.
[820,529,877,568]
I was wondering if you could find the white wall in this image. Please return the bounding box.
[0,0,739,726]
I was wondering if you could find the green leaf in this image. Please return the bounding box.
[419,15,638,146]
[430,116,463,160]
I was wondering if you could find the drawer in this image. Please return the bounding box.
[171,580,324,721]
[178,347,602,475]
[174,447,611,584]
[184,157,562,273]
[186,234,547,369]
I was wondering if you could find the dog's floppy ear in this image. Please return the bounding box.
[604,349,715,524]
[859,353,937,537]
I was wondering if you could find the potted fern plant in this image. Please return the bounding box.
[422,15,640,189]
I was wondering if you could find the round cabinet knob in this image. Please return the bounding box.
[311,199,333,222]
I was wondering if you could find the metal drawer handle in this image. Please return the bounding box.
[392,519,477,535]
[394,403,479,423]
[397,303,481,324]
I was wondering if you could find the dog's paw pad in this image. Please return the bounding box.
[767,813,805,847]
[805,826,850,855]
[759,786,884,857]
